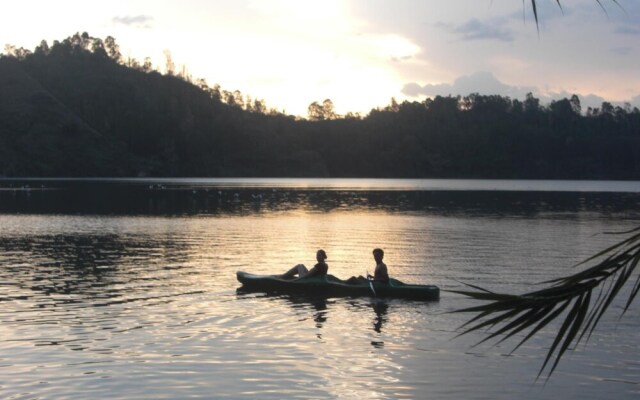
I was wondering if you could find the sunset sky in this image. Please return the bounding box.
[2,0,639,116]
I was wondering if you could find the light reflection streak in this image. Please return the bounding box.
[0,198,639,398]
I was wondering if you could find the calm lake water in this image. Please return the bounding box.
[1,178,640,399]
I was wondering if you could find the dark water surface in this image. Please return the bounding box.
[1,179,640,399]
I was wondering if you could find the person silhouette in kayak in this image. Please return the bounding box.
[347,248,389,284]
[372,248,389,282]
[280,249,328,279]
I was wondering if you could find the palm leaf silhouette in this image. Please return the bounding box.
[451,227,640,379]
[528,0,621,28]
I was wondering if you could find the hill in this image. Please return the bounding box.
[1,33,639,179]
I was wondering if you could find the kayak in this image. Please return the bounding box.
[236,271,440,301]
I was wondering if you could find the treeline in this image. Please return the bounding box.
[1,33,639,179]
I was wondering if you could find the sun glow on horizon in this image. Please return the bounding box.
[0,0,426,117]
[2,1,639,116]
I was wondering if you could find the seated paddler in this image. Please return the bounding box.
[280,249,328,279]
[347,248,389,284]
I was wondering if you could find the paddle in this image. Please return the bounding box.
[367,271,377,297]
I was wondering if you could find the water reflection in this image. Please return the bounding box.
[1,180,639,217]
[372,301,389,335]
[272,294,329,331]
[235,290,397,339]
[236,290,397,351]
[1,184,640,399]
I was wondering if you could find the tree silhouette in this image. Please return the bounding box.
[0,33,638,178]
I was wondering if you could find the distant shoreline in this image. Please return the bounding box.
[1,177,639,193]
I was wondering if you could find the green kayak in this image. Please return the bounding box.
[236,271,440,301]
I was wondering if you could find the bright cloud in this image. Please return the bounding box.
[0,0,638,115]
[112,15,154,29]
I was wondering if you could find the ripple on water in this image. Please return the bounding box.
[1,206,640,399]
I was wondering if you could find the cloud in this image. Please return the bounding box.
[402,71,534,99]
[391,55,414,62]
[112,15,154,29]
[437,18,514,42]
[610,46,633,55]
[401,71,640,111]
[549,91,605,110]
[615,25,640,35]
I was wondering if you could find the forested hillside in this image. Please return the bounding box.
[1,33,639,178]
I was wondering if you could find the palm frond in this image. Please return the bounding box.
[450,226,640,380]
[531,0,540,31]
[595,0,610,17]
[529,0,622,29]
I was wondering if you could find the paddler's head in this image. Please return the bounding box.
[373,248,384,263]
[316,249,327,263]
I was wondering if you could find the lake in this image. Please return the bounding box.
[1,178,640,399]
